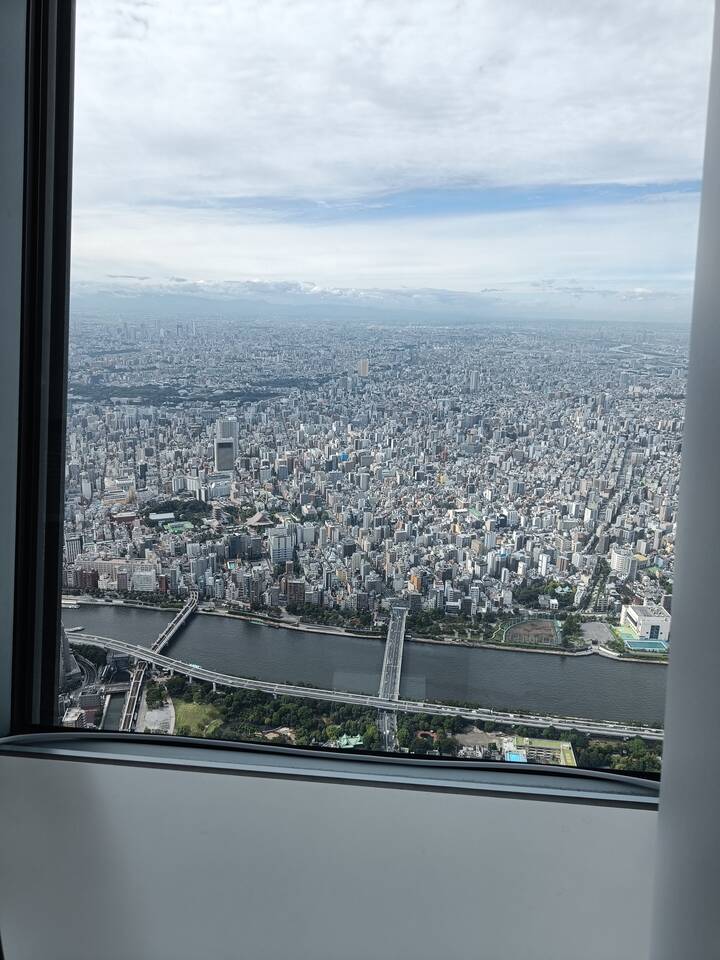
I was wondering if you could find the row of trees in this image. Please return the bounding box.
[155,678,469,756]
[570,732,662,773]
[396,713,464,756]
[561,613,583,647]
[147,677,663,773]
[405,609,500,640]
[63,588,182,608]
[70,642,107,670]
[514,581,574,609]
[145,681,166,711]
[292,603,375,631]
[579,559,610,612]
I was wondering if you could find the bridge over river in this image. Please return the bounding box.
[118,590,198,732]
[378,607,408,750]
[71,626,663,742]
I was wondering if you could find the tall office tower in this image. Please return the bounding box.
[214,438,235,472]
[64,534,83,563]
[80,473,92,501]
[287,579,306,607]
[270,534,294,564]
[357,358,369,377]
[215,416,239,457]
[469,370,481,392]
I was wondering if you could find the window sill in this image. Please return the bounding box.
[0,732,659,808]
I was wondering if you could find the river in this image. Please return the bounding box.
[62,604,667,727]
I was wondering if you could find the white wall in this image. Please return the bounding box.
[0,754,655,960]
[650,5,720,958]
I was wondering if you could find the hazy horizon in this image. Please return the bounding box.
[71,0,714,323]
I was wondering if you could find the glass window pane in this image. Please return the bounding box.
[58,1,714,773]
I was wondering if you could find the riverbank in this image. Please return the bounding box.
[199,607,601,654]
[60,602,668,726]
[596,645,668,666]
[411,633,668,663]
[197,607,384,641]
[407,634,595,656]
[62,595,181,614]
[65,596,669,665]
[196,605,667,661]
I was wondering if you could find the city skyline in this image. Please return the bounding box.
[59,315,676,770]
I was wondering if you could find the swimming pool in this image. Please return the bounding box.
[624,638,668,653]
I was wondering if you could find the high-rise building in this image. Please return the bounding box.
[287,579,306,607]
[65,534,83,563]
[132,567,157,592]
[620,604,671,642]
[270,534,294,564]
[214,438,235,472]
[357,358,369,377]
[610,544,637,580]
[216,416,239,445]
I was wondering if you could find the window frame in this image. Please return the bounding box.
[11,0,74,733]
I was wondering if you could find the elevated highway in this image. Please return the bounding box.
[70,631,664,742]
[119,663,147,732]
[118,590,198,732]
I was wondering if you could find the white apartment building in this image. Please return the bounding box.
[620,603,672,642]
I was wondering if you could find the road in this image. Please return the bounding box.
[152,589,199,653]
[70,631,664,741]
[378,710,398,752]
[378,607,408,701]
[118,589,198,732]
[378,607,408,749]
[119,663,147,732]
[74,654,97,687]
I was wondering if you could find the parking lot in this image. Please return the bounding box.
[581,622,615,646]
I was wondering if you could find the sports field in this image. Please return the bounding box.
[504,619,560,647]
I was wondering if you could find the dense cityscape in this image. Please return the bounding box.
[57,315,683,772]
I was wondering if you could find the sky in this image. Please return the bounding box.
[71,0,715,322]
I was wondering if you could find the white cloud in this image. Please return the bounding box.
[70,0,713,318]
[73,0,713,207]
[71,190,700,306]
